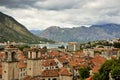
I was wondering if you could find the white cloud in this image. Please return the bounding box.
[0,0,120,30]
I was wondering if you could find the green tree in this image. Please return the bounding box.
[79,68,90,79]
[99,60,114,80]
[111,66,120,80]
[93,59,120,80]
[42,46,47,53]
[58,45,65,49]
[17,45,30,51]
[93,73,101,80]
[113,42,120,48]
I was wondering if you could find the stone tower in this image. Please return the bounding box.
[27,47,42,77]
[2,45,19,80]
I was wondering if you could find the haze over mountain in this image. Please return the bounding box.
[30,30,42,36]
[39,24,120,42]
[0,12,51,43]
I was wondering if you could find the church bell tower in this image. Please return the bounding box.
[27,47,42,77]
[2,44,19,80]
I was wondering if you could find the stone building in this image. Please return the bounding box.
[2,45,19,80]
[27,48,42,77]
[67,42,80,52]
[0,44,73,80]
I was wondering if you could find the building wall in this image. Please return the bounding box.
[28,51,41,59]
[59,75,72,80]
[42,77,59,80]
[83,49,94,57]
[19,68,27,80]
[54,58,63,68]
[42,66,58,71]
[67,43,80,52]
[2,62,19,80]
[27,60,42,77]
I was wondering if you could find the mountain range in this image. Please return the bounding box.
[30,30,42,36]
[0,12,52,43]
[2,11,120,43]
[39,24,120,42]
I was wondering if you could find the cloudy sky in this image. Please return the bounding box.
[0,0,120,30]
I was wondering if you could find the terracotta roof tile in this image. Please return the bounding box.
[69,61,77,67]
[0,52,4,59]
[92,66,99,73]
[48,51,60,57]
[42,59,57,66]
[57,57,68,64]
[18,50,26,61]
[59,68,72,76]
[92,54,106,66]
[18,61,27,68]
[41,69,59,77]
[28,48,41,52]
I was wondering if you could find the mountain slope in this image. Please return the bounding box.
[0,12,47,43]
[30,30,42,36]
[39,24,120,42]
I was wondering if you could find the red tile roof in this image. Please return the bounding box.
[57,57,68,64]
[0,52,4,59]
[42,59,57,67]
[28,48,41,52]
[48,51,60,57]
[41,67,72,77]
[92,54,106,66]
[41,69,59,77]
[23,76,42,80]
[59,68,72,76]
[92,66,99,73]
[18,61,26,68]
[18,50,26,61]
[69,61,77,67]
[17,50,27,68]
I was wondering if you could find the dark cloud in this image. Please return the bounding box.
[0,0,45,8]
[0,0,120,30]
[33,0,84,11]
[0,0,83,10]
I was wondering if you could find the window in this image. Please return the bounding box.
[52,66,54,69]
[30,52,32,58]
[53,78,57,80]
[11,52,16,61]
[5,52,8,60]
[29,68,31,70]
[36,52,38,58]
[56,66,58,68]
[48,78,50,80]
[23,73,25,76]
[4,71,6,73]
[21,73,22,77]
